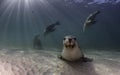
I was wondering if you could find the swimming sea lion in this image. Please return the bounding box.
[44,21,60,36]
[83,10,100,32]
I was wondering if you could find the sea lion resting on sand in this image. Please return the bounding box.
[59,35,84,61]
[59,35,92,62]
[33,34,43,49]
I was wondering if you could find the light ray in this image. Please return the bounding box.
[0,0,60,48]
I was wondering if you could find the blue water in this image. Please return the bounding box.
[0,1,120,75]
[0,0,120,50]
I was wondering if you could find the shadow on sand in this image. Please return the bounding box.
[60,59,99,75]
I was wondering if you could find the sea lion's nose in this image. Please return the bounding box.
[68,38,72,42]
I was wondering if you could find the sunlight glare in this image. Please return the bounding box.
[6,0,46,5]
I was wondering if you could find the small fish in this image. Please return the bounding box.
[43,21,60,35]
[83,10,100,32]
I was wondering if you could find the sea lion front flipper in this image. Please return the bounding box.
[57,55,71,62]
[81,57,93,62]
[57,55,66,60]
[57,55,62,59]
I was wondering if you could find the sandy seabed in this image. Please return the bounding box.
[0,49,120,75]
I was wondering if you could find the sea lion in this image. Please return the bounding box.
[43,21,60,36]
[59,35,84,62]
[33,34,43,49]
[83,10,100,32]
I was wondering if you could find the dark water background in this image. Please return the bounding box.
[0,0,120,50]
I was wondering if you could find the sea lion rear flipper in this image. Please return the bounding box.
[55,21,60,25]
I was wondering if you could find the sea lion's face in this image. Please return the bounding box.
[63,35,77,48]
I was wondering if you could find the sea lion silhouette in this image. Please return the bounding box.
[33,34,43,49]
[83,10,100,32]
[43,21,60,36]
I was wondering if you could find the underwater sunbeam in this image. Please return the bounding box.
[4,0,49,10]
[6,0,46,4]
[6,0,32,6]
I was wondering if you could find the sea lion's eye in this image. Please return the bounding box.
[63,38,66,40]
[74,38,76,40]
